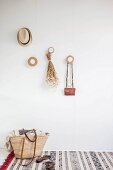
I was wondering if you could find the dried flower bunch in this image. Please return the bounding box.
[46,47,58,87]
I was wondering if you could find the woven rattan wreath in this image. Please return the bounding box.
[28,57,38,67]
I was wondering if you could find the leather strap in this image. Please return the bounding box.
[21,129,37,166]
[66,63,74,88]
[24,129,37,142]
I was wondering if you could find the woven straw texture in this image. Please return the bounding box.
[10,134,48,159]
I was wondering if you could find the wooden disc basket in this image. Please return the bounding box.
[9,129,49,159]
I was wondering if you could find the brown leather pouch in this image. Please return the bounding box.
[64,88,75,96]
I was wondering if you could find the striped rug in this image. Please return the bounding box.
[5,151,113,170]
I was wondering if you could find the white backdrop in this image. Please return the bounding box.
[0,0,113,151]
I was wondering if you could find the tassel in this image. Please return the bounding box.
[46,48,58,87]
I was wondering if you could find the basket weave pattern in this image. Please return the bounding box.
[10,134,48,159]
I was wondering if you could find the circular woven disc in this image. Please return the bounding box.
[66,55,74,63]
[28,57,38,66]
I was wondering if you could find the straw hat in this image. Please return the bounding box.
[17,27,32,46]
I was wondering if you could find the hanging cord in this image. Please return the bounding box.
[66,63,68,88]
[46,47,58,87]
[72,63,74,87]
[66,59,74,88]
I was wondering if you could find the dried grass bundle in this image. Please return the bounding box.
[46,50,58,87]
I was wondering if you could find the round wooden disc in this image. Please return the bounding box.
[48,47,54,53]
[28,57,38,66]
[66,55,74,63]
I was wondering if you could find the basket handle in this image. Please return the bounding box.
[21,129,37,166]
[24,129,37,142]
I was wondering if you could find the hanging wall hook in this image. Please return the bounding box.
[48,47,54,54]
[46,47,54,61]
[66,55,74,64]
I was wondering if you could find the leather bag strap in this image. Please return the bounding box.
[66,63,74,88]
[21,129,37,166]
[24,129,37,142]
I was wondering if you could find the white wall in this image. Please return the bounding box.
[0,0,113,151]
